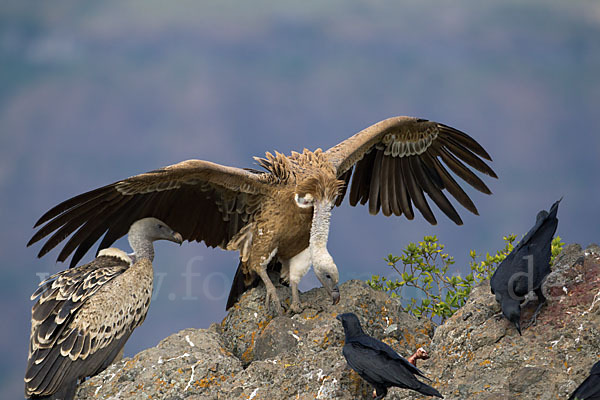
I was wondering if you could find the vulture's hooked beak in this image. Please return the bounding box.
[332,285,340,305]
[172,232,184,245]
[315,271,340,305]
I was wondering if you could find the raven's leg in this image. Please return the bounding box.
[373,385,388,399]
[525,288,547,328]
[493,312,504,321]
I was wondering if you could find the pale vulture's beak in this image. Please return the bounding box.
[331,285,340,305]
[172,231,184,245]
[318,278,340,305]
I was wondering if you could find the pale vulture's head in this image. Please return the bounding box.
[129,217,184,245]
[313,254,340,304]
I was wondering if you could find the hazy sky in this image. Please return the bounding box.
[1,1,599,397]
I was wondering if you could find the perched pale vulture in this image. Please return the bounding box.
[28,117,496,314]
[25,218,183,400]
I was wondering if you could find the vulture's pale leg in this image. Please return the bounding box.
[257,267,283,314]
[285,247,312,313]
[256,249,283,314]
[290,281,302,313]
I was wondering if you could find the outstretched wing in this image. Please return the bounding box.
[325,117,497,225]
[28,160,269,267]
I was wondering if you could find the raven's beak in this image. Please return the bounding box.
[514,321,522,336]
[336,314,342,322]
[332,285,340,305]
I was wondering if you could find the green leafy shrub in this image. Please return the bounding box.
[367,234,564,324]
[550,236,565,263]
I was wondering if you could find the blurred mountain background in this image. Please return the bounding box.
[1,0,599,397]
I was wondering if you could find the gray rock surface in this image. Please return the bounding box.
[77,244,600,399]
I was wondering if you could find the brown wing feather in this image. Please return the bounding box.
[409,156,462,225]
[368,150,383,215]
[403,157,437,224]
[28,160,269,267]
[325,116,496,225]
[380,153,392,217]
[388,157,402,216]
[394,156,414,219]
[334,167,353,207]
[348,149,377,206]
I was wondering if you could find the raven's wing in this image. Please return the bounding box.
[491,199,561,296]
[512,199,560,289]
[568,360,600,400]
[351,335,426,377]
[490,250,516,296]
[343,342,425,391]
[516,199,560,252]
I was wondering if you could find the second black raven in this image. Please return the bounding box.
[490,199,560,335]
[337,313,443,399]
[568,360,600,400]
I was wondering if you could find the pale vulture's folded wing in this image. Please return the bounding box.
[325,116,497,224]
[25,256,129,397]
[28,160,269,267]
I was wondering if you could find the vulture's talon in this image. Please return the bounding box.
[289,301,304,314]
[265,289,283,315]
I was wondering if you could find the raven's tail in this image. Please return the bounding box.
[417,381,444,398]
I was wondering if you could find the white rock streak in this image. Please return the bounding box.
[184,362,198,391]
[158,353,190,364]
[248,388,259,399]
[185,334,196,347]
[316,377,338,399]
[94,385,103,396]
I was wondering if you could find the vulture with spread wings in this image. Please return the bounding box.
[28,117,497,314]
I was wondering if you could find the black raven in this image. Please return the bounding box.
[569,360,600,400]
[336,313,443,399]
[490,199,560,335]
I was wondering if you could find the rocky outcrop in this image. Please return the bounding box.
[426,243,600,399]
[77,244,600,399]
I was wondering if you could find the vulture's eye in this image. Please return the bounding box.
[294,193,314,208]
